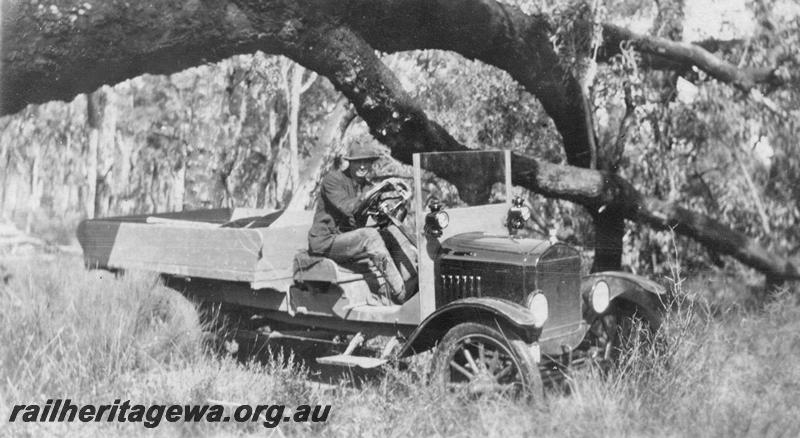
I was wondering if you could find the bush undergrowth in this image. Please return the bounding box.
[1,256,799,437]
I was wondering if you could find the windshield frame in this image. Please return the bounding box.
[411,150,512,229]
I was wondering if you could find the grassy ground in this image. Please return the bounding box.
[1,256,799,437]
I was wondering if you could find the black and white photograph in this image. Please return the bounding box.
[1,0,799,436]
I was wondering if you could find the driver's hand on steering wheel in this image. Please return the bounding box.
[379,190,401,201]
[377,200,392,216]
[383,177,410,192]
[382,177,404,186]
[360,179,392,202]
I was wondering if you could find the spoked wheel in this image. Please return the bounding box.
[587,301,656,367]
[432,322,542,398]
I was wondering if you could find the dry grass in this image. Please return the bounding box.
[1,256,800,437]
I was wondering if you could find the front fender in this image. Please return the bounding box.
[582,271,668,328]
[397,297,539,357]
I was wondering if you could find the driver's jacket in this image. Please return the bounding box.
[308,169,367,254]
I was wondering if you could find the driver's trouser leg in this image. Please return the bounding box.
[328,228,407,303]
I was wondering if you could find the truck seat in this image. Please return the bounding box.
[292,251,375,284]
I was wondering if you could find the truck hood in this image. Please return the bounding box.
[441,232,552,265]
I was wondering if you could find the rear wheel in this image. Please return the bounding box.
[431,322,542,397]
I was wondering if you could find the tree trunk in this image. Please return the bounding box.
[90,87,119,218]
[286,98,356,211]
[0,126,9,220]
[277,60,318,206]
[85,92,100,219]
[25,144,41,234]
[258,98,289,209]
[591,208,625,272]
[287,63,302,195]
[589,0,686,273]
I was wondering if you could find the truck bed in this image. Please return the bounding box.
[77,208,314,290]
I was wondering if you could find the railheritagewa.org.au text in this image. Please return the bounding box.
[8,399,331,428]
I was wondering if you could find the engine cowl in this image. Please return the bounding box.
[436,232,582,331]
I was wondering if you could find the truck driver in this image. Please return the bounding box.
[307,144,408,304]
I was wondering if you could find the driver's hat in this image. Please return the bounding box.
[344,144,382,162]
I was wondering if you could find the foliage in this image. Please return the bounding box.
[0,52,339,228]
[585,2,800,277]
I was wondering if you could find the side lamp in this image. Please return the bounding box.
[507,196,531,234]
[424,198,449,238]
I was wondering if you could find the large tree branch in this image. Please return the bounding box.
[638,197,798,280]
[1,0,598,168]
[0,0,269,116]
[599,24,787,90]
[4,1,788,164]
[4,0,788,163]
[335,0,597,168]
[511,159,799,279]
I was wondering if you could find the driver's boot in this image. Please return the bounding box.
[374,256,407,304]
[357,228,406,304]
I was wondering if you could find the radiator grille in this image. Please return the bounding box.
[440,274,483,301]
[437,260,525,306]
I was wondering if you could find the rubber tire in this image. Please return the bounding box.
[431,322,543,398]
[591,300,655,365]
[615,301,657,357]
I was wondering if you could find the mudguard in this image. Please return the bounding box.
[397,297,540,357]
[581,271,668,329]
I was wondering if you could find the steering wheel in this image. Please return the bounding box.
[354,179,412,227]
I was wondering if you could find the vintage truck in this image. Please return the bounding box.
[78,150,666,396]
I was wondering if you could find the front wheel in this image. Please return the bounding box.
[586,301,657,366]
[431,322,543,398]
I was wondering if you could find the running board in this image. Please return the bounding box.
[234,328,342,345]
[316,355,387,369]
